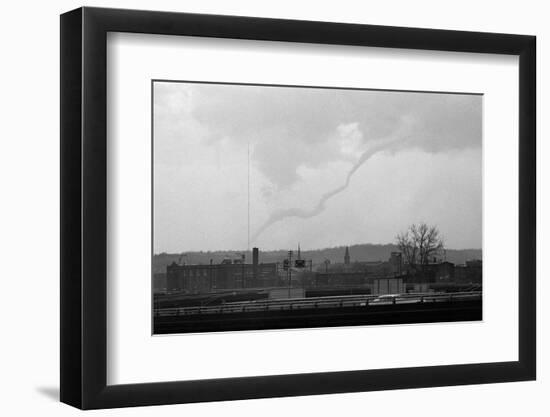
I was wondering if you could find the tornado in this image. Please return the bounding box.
[252,137,403,242]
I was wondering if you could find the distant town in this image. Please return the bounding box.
[154,245,482,297]
[152,238,482,334]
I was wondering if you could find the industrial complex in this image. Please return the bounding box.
[161,246,482,297]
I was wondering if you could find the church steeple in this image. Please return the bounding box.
[344,246,350,265]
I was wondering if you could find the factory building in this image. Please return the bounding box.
[454,260,482,283]
[389,251,403,275]
[313,271,367,287]
[166,247,278,293]
[308,248,406,294]
[312,272,404,295]
[406,261,456,283]
[372,277,406,295]
[153,273,167,294]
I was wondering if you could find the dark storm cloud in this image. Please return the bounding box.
[187,83,482,190]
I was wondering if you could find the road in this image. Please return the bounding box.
[155,291,481,316]
[153,294,482,334]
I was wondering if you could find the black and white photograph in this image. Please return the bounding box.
[152,81,483,334]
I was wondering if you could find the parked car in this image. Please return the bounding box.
[370,294,400,304]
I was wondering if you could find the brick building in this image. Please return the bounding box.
[166,248,279,293]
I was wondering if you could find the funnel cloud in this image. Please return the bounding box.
[251,135,407,242]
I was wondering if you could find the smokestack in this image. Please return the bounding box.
[252,247,259,283]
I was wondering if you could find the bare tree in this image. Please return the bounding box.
[396,228,417,270]
[396,223,444,274]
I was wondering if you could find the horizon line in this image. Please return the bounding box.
[153,244,483,256]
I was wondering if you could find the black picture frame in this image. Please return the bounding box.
[60,6,536,410]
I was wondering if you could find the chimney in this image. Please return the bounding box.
[253,247,259,266]
[252,247,259,283]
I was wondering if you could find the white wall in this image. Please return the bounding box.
[0,0,546,415]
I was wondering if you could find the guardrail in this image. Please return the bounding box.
[154,291,482,317]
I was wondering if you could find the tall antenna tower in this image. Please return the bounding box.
[247,140,250,252]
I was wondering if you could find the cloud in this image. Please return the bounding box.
[154,82,482,247]
[162,83,481,189]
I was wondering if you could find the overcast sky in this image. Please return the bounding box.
[153,81,482,254]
